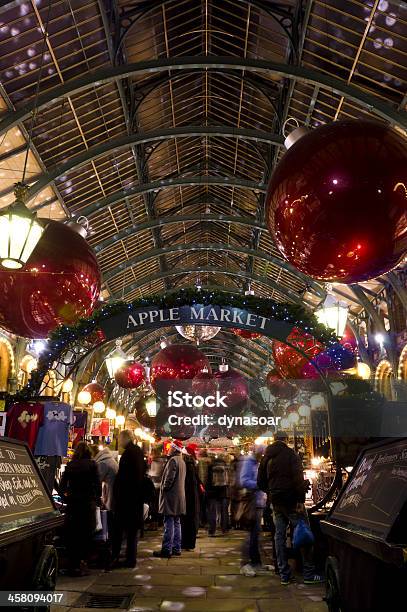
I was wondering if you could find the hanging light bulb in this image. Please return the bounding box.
[160,336,168,349]
[176,324,220,344]
[105,339,128,379]
[219,357,228,373]
[0,183,45,269]
[288,411,300,424]
[78,390,92,405]
[298,404,311,418]
[93,401,105,414]
[145,397,157,417]
[115,414,125,427]
[106,407,117,420]
[62,378,73,393]
[356,361,371,380]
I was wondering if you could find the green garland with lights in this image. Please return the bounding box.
[23,288,338,398]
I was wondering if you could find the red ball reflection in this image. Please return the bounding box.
[272,327,324,379]
[0,220,101,338]
[265,369,297,400]
[115,361,145,389]
[150,344,211,390]
[231,328,262,340]
[266,120,407,283]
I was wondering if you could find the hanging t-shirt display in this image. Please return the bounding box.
[34,402,73,457]
[6,402,44,450]
[91,418,110,437]
[72,410,88,447]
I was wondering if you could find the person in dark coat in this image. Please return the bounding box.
[257,433,322,585]
[153,439,186,558]
[181,444,201,551]
[60,442,101,576]
[111,430,145,568]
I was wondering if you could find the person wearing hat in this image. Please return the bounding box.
[153,439,187,558]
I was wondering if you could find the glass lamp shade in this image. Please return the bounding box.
[62,378,73,393]
[298,404,311,418]
[0,184,45,269]
[78,390,91,405]
[93,401,105,414]
[176,324,220,344]
[145,397,157,417]
[288,411,300,424]
[315,295,348,337]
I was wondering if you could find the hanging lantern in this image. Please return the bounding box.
[231,328,262,340]
[114,361,145,389]
[61,378,73,393]
[105,339,128,379]
[175,325,220,344]
[145,397,157,417]
[0,219,101,338]
[0,183,45,270]
[93,401,105,414]
[265,120,407,283]
[82,381,104,403]
[315,295,348,338]
[77,390,91,405]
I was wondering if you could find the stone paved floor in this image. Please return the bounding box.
[53,530,327,612]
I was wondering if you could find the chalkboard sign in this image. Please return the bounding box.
[331,438,407,540]
[0,438,56,535]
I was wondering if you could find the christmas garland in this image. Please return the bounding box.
[24,288,338,397]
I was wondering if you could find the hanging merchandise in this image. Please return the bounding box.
[265,120,407,283]
[150,344,211,390]
[0,220,101,338]
[5,402,44,451]
[82,381,105,403]
[35,456,62,492]
[34,402,73,457]
[265,369,297,400]
[176,324,220,344]
[272,327,324,379]
[91,418,110,437]
[71,410,88,447]
[114,361,145,389]
[231,328,262,340]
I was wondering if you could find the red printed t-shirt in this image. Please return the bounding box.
[6,402,44,450]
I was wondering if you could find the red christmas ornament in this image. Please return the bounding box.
[266,369,297,400]
[192,371,218,399]
[266,120,407,283]
[82,381,105,403]
[134,397,156,429]
[214,367,249,411]
[150,344,211,391]
[272,327,324,379]
[231,328,262,340]
[114,361,145,389]
[0,220,101,338]
[340,325,358,355]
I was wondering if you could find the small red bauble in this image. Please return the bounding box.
[266,120,407,283]
[150,344,211,391]
[0,220,101,338]
[231,328,262,340]
[266,369,297,400]
[115,361,145,389]
[82,382,105,403]
[272,327,324,379]
[340,325,358,354]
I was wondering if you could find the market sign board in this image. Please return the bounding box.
[99,304,293,342]
[0,439,56,534]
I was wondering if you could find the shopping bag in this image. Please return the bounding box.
[95,509,109,542]
[235,489,256,525]
[292,517,314,549]
[95,507,102,532]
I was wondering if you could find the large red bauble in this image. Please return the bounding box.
[231,328,262,340]
[272,327,324,379]
[114,361,145,389]
[0,220,100,338]
[150,344,211,390]
[214,367,249,411]
[82,382,105,403]
[266,120,407,283]
[266,369,297,400]
[192,371,218,399]
[340,325,358,355]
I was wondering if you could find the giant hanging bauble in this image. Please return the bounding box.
[0,220,101,338]
[134,397,156,429]
[82,381,105,403]
[231,328,262,340]
[265,368,297,400]
[114,361,145,389]
[214,367,249,412]
[192,371,218,400]
[265,120,407,283]
[150,344,211,391]
[272,327,324,379]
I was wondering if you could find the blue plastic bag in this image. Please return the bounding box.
[292,518,315,548]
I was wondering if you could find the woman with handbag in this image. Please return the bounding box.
[238,451,267,577]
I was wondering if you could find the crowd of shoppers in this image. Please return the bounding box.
[59,430,322,585]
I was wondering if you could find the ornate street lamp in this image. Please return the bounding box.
[105,339,128,379]
[0,183,45,269]
[315,294,348,337]
[145,397,157,418]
